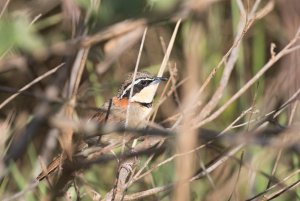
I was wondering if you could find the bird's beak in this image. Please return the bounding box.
[157,76,168,81]
[151,76,168,84]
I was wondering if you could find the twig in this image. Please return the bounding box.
[157,19,181,77]
[59,47,90,159]
[194,26,300,128]
[0,63,64,110]
[124,144,244,200]
[0,0,10,19]
[191,144,244,181]
[195,0,258,123]
[246,169,300,201]
[96,25,145,75]
[173,18,200,201]
[2,181,39,201]
[265,96,299,190]
[81,20,146,47]
[259,179,300,201]
[124,184,173,200]
[108,27,148,201]
[125,27,148,149]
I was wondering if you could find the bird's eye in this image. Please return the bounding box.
[140,80,148,86]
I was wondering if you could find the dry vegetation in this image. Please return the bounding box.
[1,0,300,200]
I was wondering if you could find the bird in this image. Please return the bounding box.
[36,71,167,181]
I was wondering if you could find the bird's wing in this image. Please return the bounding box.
[36,107,111,181]
[91,109,109,123]
[36,154,66,181]
[92,99,115,124]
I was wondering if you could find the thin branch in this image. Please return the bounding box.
[260,179,300,201]
[125,144,244,200]
[0,0,10,19]
[194,26,300,128]
[0,63,64,110]
[195,0,260,123]
[246,169,300,201]
[157,19,182,77]
[125,27,148,146]
[124,184,173,200]
[108,27,148,201]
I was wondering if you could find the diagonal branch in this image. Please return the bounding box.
[194,26,300,128]
[0,63,64,110]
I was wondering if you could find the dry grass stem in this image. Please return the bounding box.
[2,1,300,200]
[0,63,64,110]
[194,26,300,128]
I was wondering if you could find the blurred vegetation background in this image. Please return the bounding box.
[1,0,300,200]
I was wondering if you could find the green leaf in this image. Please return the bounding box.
[0,17,44,56]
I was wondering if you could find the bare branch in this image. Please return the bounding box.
[0,63,64,110]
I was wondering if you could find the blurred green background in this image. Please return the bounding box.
[1,0,300,200]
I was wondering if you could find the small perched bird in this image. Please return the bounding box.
[37,71,167,181]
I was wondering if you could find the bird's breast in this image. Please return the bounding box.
[127,103,152,128]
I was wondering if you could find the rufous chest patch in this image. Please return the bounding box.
[112,97,129,108]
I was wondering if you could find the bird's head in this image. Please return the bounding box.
[117,71,167,107]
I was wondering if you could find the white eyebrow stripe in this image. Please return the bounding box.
[121,78,154,98]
